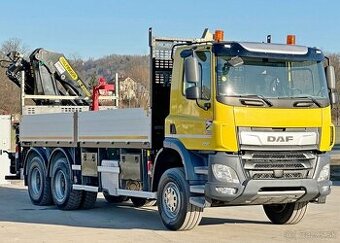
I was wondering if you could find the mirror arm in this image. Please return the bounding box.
[325,56,330,67]
[195,99,210,111]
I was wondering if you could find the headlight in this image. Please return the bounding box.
[212,164,239,183]
[317,164,330,182]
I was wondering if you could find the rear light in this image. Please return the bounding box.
[15,144,20,159]
[146,150,153,176]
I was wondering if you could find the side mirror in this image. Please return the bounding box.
[185,86,200,100]
[184,57,200,83]
[326,65,336,90]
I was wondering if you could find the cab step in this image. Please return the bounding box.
[194,166,208,175]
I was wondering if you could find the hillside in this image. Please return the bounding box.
[1,39,340,123]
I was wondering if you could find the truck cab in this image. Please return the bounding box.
[154,31,336,229]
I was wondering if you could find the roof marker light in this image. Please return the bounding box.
[287,35,296,45]
[214,30,224,42]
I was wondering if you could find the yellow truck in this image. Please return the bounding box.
[2,28,337,230]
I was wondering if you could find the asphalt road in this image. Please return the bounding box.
[0,181,339,243]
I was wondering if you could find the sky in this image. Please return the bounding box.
[0,0,339,59]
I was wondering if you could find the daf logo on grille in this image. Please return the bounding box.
[273,170,284,178]
[267,136,294,142]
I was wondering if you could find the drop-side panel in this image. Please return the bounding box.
[77,108,151,146]
[20,113,75,142]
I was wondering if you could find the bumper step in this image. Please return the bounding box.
[194,166,208,175]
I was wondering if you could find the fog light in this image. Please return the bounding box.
[215,186,237,195]
[212,164,240,183]
[318,164,330,182]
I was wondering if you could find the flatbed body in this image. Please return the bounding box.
[20,108,152,148]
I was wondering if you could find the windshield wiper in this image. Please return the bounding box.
[238,94,273,107]
[292,96,322,108]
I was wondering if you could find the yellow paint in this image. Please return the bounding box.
[233,107,322,127]
[59,56,91,97]
[214,104,333,152]
[60,56,78,80]
[21,136,73,140]
[166,44,215,151]
[166,45,334,153]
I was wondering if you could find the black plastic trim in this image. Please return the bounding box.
[216,96,330,108]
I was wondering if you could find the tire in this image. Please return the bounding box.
[131,197,156,207]
[263,201,308,224]
[27,155,53,206]
[157,168,203,231]
[51,157,82,210]
[80,191,97,209]
[103,191,128,203]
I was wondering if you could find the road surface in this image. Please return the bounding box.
[0,181,339,243]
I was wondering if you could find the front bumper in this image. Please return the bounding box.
[205,152,332,205]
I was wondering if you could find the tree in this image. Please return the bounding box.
[0,38,29,58]
[0,38,29,114]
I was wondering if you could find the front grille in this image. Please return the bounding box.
[252,153,306,160]
[252,172,305,180]
[242,151,316,180]
[254,163,305,169]
[251,171,307,180]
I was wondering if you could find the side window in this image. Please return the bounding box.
[183,50,211,100]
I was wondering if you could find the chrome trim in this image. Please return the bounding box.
[116,189,157,199]
[97,166,120,173]
[194,166,208,175]
[239,131,318,146]
[190,185,205,194]
[239,42,308,55]
[71,165,81,171]
[72,185,98,192]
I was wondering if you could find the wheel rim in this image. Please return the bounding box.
[54,170,67,202]
[31,166,42,196]
[162,182,181,219]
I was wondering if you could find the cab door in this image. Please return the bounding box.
[166,46,214,150]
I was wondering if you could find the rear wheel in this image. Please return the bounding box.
[157,168,203,231]
[263,201,308,224]
[51,157,82,210]
[131,197,156,207]
[27,155,53,206]
[80,191,97,209]
[103,191,128,203]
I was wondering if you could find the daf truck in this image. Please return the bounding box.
[2,28,337,230]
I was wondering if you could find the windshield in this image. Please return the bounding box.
[216,56,328,99]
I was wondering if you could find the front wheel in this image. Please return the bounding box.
[263,201,308,224]
[157,168,203,231]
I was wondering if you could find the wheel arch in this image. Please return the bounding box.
[24,147,49,178]
[48,148,73,178]
[152,148,182,192]
[151,138,205,191]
